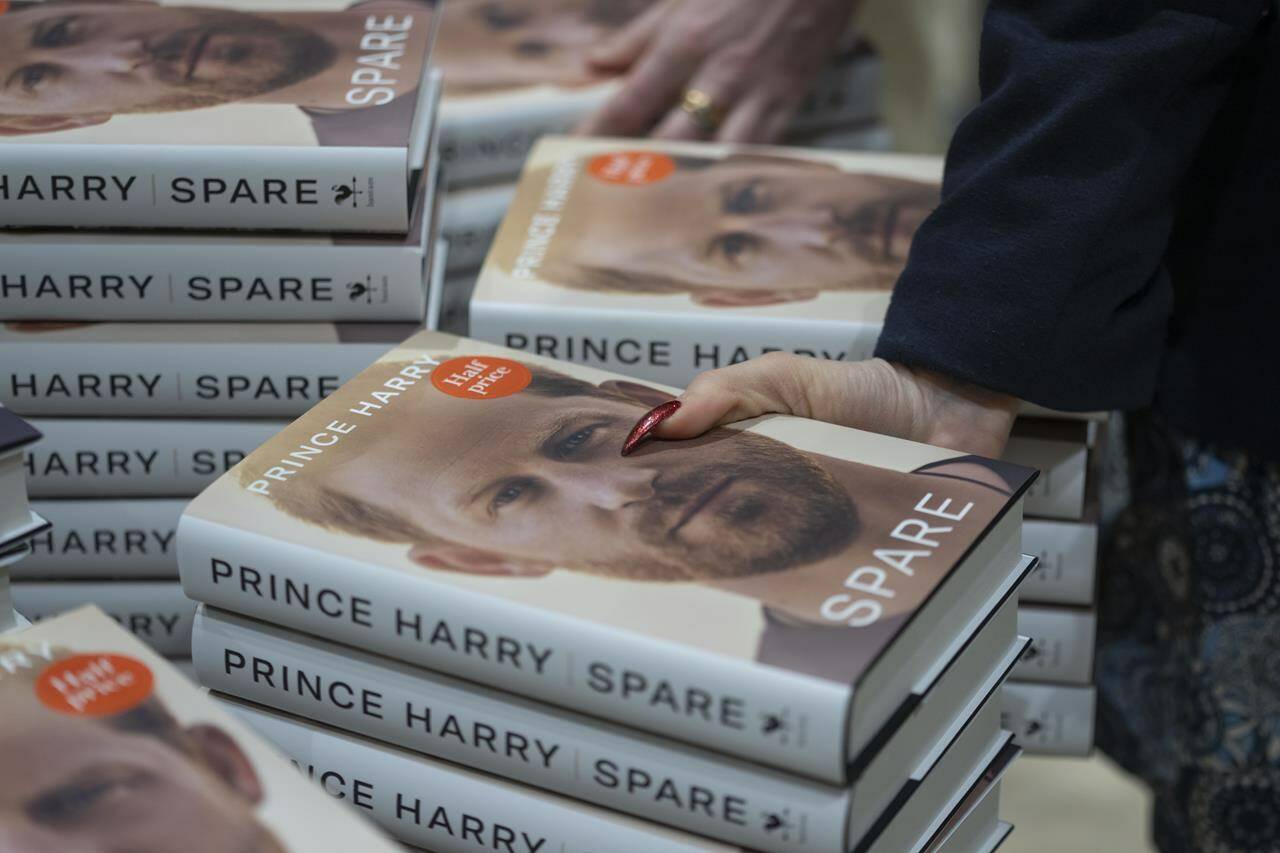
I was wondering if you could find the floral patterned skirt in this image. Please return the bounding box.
[1096,412,1280,853]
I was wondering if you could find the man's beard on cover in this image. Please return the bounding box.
[584,431,859,581]
[130,13,338,113]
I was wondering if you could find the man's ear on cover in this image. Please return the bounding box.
[185,724,266,804]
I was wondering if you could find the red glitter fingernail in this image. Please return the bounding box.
[621,401,681,456]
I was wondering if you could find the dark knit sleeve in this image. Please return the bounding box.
[874,0,1271,411]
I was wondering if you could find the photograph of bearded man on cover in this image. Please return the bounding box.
[238,354,1027,681]
[0,645,285,853]
[0,0,431,141]
[488,150,941,307]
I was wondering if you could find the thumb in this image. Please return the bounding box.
[587,2,665,70]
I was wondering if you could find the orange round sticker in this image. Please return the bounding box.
[431,355,532,400]
[588,151,676,186]
[36,653,154,717]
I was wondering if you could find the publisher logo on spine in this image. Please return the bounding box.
[588,151,676,186]
[36,653,154,717]
[332,177,371,207]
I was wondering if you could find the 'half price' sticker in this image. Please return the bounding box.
[36,654,154,717]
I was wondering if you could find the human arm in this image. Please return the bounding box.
[657,0,1272,449]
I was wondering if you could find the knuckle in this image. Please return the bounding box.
[756,350,801,370]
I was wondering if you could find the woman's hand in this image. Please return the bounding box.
[577,0,856,143]
[656,354,1020,458]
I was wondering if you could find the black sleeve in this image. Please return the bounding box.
[874,0,1271,411]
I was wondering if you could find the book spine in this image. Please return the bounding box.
[0,144,410,232]
[26,419,287,499]
[216,697,739,853]
[1019,521,1097,606]
[438,183,517,274]
[0,339,398,417]
[439,97,599,188]
[178,515,854,783]
[193,607,849,852]
[436,273,478,336]
[469,301,884,389]
[0,572,12,632]
[18,498,185,579]
[10,579,196,657]
[1011,607,1096,686]
[789,55,883,134]
[1002,435,1089,520]
[0,240,427,322]
[1000,682,1095,756]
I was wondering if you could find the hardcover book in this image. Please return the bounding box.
[1000,682,1096,756]
[11,581,197,658]
[0,83,444,322]
[0,407,41,539]
[0,606,404,851]
[469,137,941,388]
[0,321,419,417]
[0,0,439,232]
[179,330,1035,782]
[1002,420,1092,521]
[438,180,516,275]
[431,1,881,187]
[216,688,1011,853]
[191,578,1025,852]
[25,419,288,499]
[1019,520,1097,606]
[19,498,184,579]
[1011,606,1097,686]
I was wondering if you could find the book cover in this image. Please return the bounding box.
[0,0,438,232]
[191,578,1023,852]
[25,418,288,499]
[216,686,1009,853]
[1000,682,1096,756]
[0,606,403,850]
[0,76,443,321]
[11,581,197,657]
[0,321,419,417]
[18,498,185,579]
[469,137,940,388]
[432,2,881,187]
[1011,606,1097,686]
[180,330,1034,782]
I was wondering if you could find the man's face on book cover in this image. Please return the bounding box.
[0,661,283,853]
[322,367,861,581]
[434,0,652,95]
[0,2,333,122]
[527,154,938,306]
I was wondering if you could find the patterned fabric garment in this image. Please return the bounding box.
[1096,411,1280,853]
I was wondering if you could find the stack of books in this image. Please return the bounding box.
[0,409,47,634]
[0,0,444,669]
[0,606,410,850]
[463,135,1101,757]
[179,329,1034,851]
[1002,419,1102,756]
[432,0,889,332]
